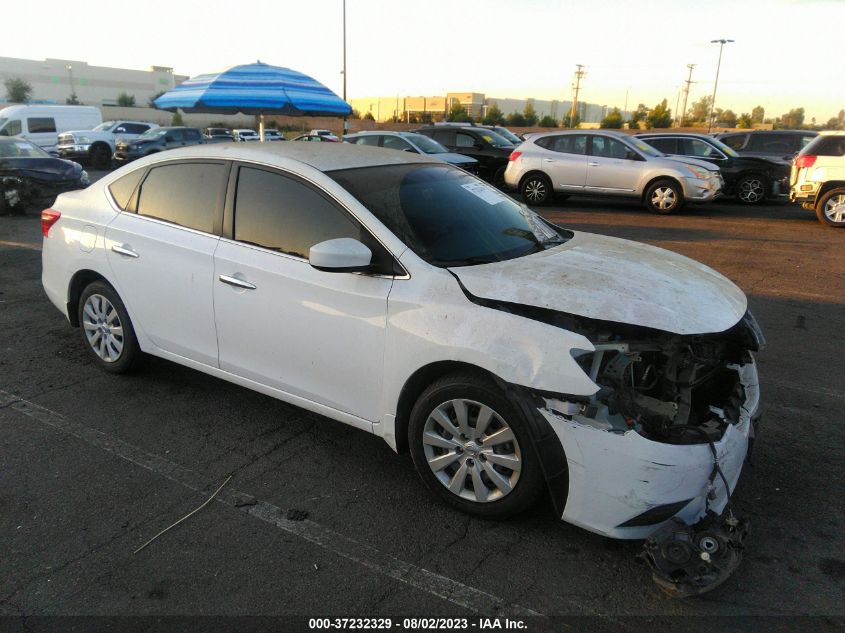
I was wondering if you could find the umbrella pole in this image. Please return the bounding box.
[259,113,265,142]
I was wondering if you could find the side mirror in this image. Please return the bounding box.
[115,127,126,133]
[309,238,372,273]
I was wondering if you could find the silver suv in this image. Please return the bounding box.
[505,130,723,214]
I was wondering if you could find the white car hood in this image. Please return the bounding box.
[449,231,747,335]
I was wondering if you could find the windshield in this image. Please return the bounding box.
[93,121,116,132]
[328,163,571,267]
[707,137,740,158]
[403,133,449,154]
[491,127,521,144]
[0,138,51,158]
[479,130,514,148]
[138,128,166,140]
[627,137,663,157]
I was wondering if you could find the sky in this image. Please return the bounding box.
[2,0,843,122]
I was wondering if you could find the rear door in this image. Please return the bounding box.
[105,160,228,365]
[584,135,643,193]
[536,134,588,191]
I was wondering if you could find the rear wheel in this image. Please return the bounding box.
[644,179,684,214]
[492,166,507,189]
[520,173,553,205]
[78,281,140,373]
[735,174,768,205]
[816,188,845,228]
[408,372,544,519]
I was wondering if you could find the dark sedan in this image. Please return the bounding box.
[0,138,89,215]
[637,133,791,205]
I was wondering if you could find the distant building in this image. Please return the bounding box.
[350,90,612,124]
[0,56,188,107]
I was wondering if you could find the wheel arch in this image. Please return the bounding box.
[67,269,113,327]
[519,170,553,192]
[640,174,684,202]
[818,181,845,200]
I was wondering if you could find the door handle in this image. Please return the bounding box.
[219,274,256,290]
[543,158,555,163]
[588,162,600,166]
[111,244,139,258]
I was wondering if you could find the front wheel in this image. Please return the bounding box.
[408,372,544,519]
[816,188,845,227]
[90,144,112,170]
[735,174,768,205]
[644,179,684,214]
[78,281,140,373]
[520,173,553,205]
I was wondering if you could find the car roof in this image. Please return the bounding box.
[638,132,712,140]
[132,141,438,171]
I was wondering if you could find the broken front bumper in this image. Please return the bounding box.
[538,360,760,540]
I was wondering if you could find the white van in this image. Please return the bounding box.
[0,105,102,151]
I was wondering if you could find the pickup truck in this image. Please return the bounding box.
[57,120,159,169]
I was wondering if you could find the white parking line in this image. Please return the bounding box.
[0,390,541,617]
[0,240,42,251]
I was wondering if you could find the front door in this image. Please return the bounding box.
[584,135,643,193]
[212,164,394,423]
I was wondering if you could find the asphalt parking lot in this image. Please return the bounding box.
[1,187,844,630]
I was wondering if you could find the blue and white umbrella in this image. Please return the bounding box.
[153,62,351,140]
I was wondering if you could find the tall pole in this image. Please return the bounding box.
[623,86,630,120]
[680,63,695,127]
[708,39,733,133]
[674,87,682,128]
[65,64,75,100]
[342,0,347,132]
[569,64,585,128]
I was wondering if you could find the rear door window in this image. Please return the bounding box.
[748,134,792,153]
[383,136,414,151]
[456,133,477,148]
[27,118,57,133]
[590,136,628,159]
[184,129,202,142]
[546,135,587,155]
[136,162,227,233]
[432,130,453,146]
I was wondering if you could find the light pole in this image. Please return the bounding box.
[623,86,630,120]
[65,64,76,102]
[708,39,733,133]
[342,0,348,131]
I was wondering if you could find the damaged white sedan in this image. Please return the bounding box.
[42,144,763,596]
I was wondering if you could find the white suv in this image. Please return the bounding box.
[790,131,845,227]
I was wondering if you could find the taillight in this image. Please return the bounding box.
[795,155,817,169]
[41,209,61,238]
[509,150,522,162]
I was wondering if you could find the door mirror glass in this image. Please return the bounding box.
[309,238,372,272]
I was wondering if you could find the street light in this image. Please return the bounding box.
[708,38,734,133]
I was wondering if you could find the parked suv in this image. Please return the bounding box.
[113,127,205,163]
[505,130,722,213]
[343,131,479,173]
[715,130,817,165]
[232,129,260,142]
[58,120,159,169]
[789,131,845,227]
[638,132,789,205]
[414,126,514,185]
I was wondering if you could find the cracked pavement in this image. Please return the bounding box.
[1,191,844,626]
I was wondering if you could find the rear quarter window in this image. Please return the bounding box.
[804,136,845,157]
[108,169,145,211]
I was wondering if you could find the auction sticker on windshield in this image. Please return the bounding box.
[461,182,509,205]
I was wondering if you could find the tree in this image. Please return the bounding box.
[751,105,765,124]
[686,95,712,125]
[506,112,527,126]
[447,101,472,122]
[483,102,504,125]
[780,107,805,129]
[148,91,165,107]
[349,108,361,120]
[629,103,650,129]
[717,109,738,128]
[561,111,580,128]
[66,93,80,105]
[4,77,32,103]
[523,102,538,126]
[171,111,184,126]
[737,113,753,129]
[647,99,672,128]
[823,117,843,130]
[600,107,624,129]
[117,92,136,107]
[363,112,375,121]
[538,115,558,128]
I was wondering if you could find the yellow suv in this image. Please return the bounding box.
[790,131,845,227]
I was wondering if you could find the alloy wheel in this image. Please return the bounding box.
[524,178,547,203]
[422,398,522,503]
[823,194,845,224]
[737,177,765,203]
[82,294,125,362]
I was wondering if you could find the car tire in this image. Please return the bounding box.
[77,281,141,373]
[408,372,544,519]
[90,143,112,170]
[735,174,768,205]
[644,179,684,214]
[815,187,845,228]
[493,166,507,189]
[520,173,553,205]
